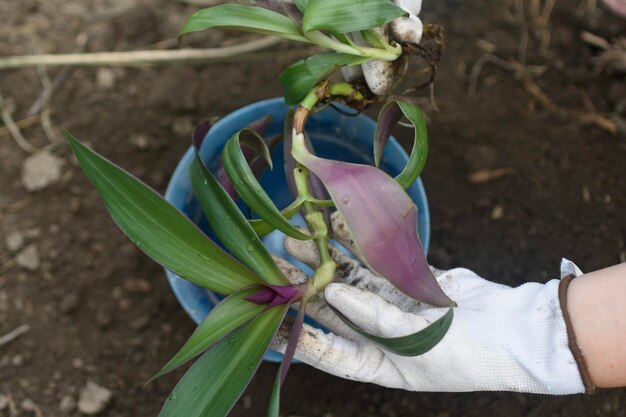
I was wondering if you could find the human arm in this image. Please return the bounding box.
[568,262,626,388]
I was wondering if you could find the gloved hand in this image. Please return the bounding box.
[272,222,590,394]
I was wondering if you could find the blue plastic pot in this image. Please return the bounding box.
[164,97,430,362]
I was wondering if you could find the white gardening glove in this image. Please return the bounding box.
[273,232,589,394]
[341,0,424,95]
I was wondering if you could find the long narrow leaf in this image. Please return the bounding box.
[302,0,406,33]
[251,0,303,22]
[223,129,312,240]
[268,299,308,417]
[215,115,273,200]
[190,153,289,286]
[374,99,428,189]
[249,197,305,236]
[158,304,289,417]
[291,131,453,307]
[330,306,454,356]
[65,131,261,295]
[279,53,369,105]
[279,299,307,384]
[179,4,308,42]
[267,371,281,417]
[293,0,309,12]
[151,286,266,380]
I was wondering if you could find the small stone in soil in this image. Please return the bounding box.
[130,134,150,150]
[172,117,194,137]
[129,315,150,331]
[20,398,41,415]
[123,278,152,295]
[60,293,80,314]
[21,151,64,192]
[11,354,24,366]
[60,395,76,413]
[490,205,504,221]
[95,308,113,328]
[5,231,24,252]
[78,380,112,415]
[15,244,40,271]
[96,68,116,89]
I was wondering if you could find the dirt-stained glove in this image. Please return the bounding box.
[272,226,590,394]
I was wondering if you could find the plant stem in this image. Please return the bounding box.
[293,167,335,291]
[291,82,366,292]
[304,30,400,61]
[0,37,284,69]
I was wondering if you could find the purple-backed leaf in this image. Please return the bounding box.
[283,112,332,226]
[267,292,309,417]
[245,284,303,307]
[373,101,403,164]
[192,119,213,151]
[214,115,273,200]
[279,298,307,384]
[291,131,453,307]
[374,98,429,189]
[283,111,298,199]
[246,114,273,134]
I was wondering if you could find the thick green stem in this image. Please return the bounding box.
[291,82,367,292]
[304,30,401,61]
[293,166,335,292]
[328,82,362,99]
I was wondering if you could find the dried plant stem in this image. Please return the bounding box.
[0,37,282,69]
[0,324,30,347]
[0,113,41,137]
[468,0,616,134]
[0,91,52,153]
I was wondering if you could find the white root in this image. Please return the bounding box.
[360,27,395,96]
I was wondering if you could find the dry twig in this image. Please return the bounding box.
[0,37,283,69]
[0,113,41,137]
[0,324,30,347]
[469,0,617,134]
[468,167,515,184]
[0,91,53,153]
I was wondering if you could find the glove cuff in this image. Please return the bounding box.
[558,275,595,394]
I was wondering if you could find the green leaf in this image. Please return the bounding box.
[190,153,288,286]
[293,0,309,12]
[179,4,308,43]
[331,307,454,356]
[361,29,386,48]
[279,52,369,105]
[151,286,265,381]
[65,132,262,295]
[374,99,429,189]
[249,197,305,237]
[158,304,289,417]
[302,0,406,33]
[223,129,312,240]
[267,371,281,417]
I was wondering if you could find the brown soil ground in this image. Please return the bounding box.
[1,0,625,416]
